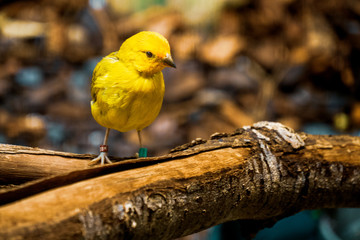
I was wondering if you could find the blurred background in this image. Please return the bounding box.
[0,0,359,239]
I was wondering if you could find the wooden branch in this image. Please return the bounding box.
[0,121,359,240]
[0,144,91,184]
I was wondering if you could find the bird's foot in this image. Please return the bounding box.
[90,152,112,165]
[89,145,112,165]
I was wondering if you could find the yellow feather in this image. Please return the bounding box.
[91,31,174,134]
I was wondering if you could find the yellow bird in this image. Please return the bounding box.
[90,31,176,164]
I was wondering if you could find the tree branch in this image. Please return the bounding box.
[0,121,359,239]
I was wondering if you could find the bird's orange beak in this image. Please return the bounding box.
[163,53,176,68]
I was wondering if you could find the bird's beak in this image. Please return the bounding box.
[163,53,176,68]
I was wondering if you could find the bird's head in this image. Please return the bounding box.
[118,31,176,76]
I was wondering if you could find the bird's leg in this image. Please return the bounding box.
[90,128,112,165]
[138,130,143,148]
[137,130,147,157]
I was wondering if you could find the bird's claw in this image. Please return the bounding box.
[89,152,112,165]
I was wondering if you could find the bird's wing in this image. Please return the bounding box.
[91,51,120,102]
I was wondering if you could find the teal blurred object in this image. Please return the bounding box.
[319,215,341,240]
[138,147,147,157]
[89,0,106,9]
[211,208,360,240]
[70,70,88,88]
[83,57,102,75]
[319,209,360,240]
[212,211,318,240]
[0,133,7,143]
[302,123,338,135]
[253,211,318,240]
[46,122,66,146]
[352,130,360,136]
[15,67,43,88]
[208,225,222,240]
[69,70,90,104]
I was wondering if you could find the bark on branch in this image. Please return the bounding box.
[0,121,359,239]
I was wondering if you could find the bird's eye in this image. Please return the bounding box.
[146,51,153,58]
